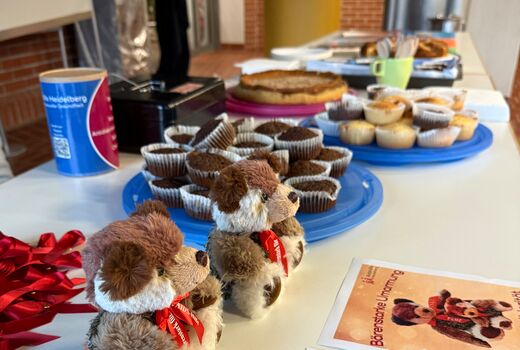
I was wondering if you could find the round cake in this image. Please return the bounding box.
[232,70,348,105]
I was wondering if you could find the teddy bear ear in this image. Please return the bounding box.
[99,241,154,300]
[391,315,417,326]
[394,298,414,304]
[210,165,248,213]
[131,200,170,218]
[247,150,283,174]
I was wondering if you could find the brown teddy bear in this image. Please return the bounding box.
[206,159,304,319]
[82,200,223,350]
[391,290,513,348]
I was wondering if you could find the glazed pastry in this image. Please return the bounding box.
[339,120,375,145]
[375,122,416,149]
[363,100,405,125]
[450,110,479,141]
[378,94,413,119]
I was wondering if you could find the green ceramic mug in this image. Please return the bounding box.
[370,57,414,89]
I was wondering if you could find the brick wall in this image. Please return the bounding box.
[244,0,264,50]
[340,0,385,31]
[509,51,520,140]
[0,28,76,130]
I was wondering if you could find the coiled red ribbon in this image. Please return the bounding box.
[258,230,288,276]
[0,230,98,350]
[155,292,204,347]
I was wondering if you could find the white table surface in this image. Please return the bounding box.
[2,33,520,349]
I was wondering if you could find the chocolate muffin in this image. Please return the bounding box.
[255,120,293,136]
[186,149,242,188]
[232,117,255,133]
[227,132,274,156]
[284,175,341,213]
[148,177,190,208]
[141,143,190,178]
[413,103,454,131]
[164,125,199,146]
[190,114,236,150]
[247,149,288,176]
[315,146,353,178]
[274,127,323,160]
[179,184,212,221]
[286,160,330,178]
[169,134,193,145]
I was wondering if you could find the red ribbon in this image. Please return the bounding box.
[258,230,288,276]
[155,293,205,347]
[0,231,97,350]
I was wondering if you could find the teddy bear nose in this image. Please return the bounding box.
[196,250,208,267]
[288,191,298,203]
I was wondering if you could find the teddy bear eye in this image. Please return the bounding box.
[261,193,269,203]
[157,267,165,276]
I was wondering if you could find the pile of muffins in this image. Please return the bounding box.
[140,114,353,220]
[315,86,479,149]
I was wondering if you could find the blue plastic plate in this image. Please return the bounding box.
[122,163,383,245]
[300,119,493,166]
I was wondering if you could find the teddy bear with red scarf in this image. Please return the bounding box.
[82,200,223,350]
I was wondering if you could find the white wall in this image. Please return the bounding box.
[466,0,520,96]
[218,0,245,44]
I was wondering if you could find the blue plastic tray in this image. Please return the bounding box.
[122,163,383,245]
[300,119,493,166]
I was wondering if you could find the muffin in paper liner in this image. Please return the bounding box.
[339,120,375,145]
[140,143,191,178]
[284,175,341,213]
[227,132,274,156]
[232,117,256,133]
[363,101,405,125]
[186,148,243,188]
[314,112,340,137]
[414,93,454,108]
[413,103,454,131]
[190,113,236,150]
[274,127,323,161]
[450,109,479,141]
[314,146,353,178]
[325,94,364,122]
[254,118,298,137]
[416,126,461,148]
[148,178,190,208]
[141,166,161,183]
[163,125,200,145]
[375,123,416,149]
[271,149,290,176]
[179,184,212,221]
[366,84,393,100]
[286,160,331,179]
[424,87,467,111]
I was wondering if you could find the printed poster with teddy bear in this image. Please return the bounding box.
[319,259,520,350]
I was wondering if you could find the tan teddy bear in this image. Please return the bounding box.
[82,200,223,350]
[206,159,305,319]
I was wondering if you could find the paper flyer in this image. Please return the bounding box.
[319,259,520,350]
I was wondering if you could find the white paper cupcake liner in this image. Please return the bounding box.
[413,103,455,131]
[140,143,191,178]
[416,126,461,148]
[233,117,256,133]
[227,132,274,156]
[451,110,479,141]
[363,102,405,125]
[180,184,212,221]
[339,122,376,145]
[186,148,242,188]
[375,126,416,149]
[254,118,299,137]
[314,112,340,137]
[164,125,200,145]
[190,113,236,150]
[284,175,341,213]
[315,146,353,178]
[148,180,183,208]
[141,166,162,183]
[274,128,323,161]
[324,94,364,122]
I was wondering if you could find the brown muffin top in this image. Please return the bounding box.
[168,134,193,145]
[287,160,325,177]
[191,119,222,146]
[234,141,267,148]
[152,177,189,189]
[255,121,291,135]
[316,148,344,161]
[368,100,401,110]
[150,147,185,154]
[187,150,233,171]
[278,127,317,141]
[292,179,337,195]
